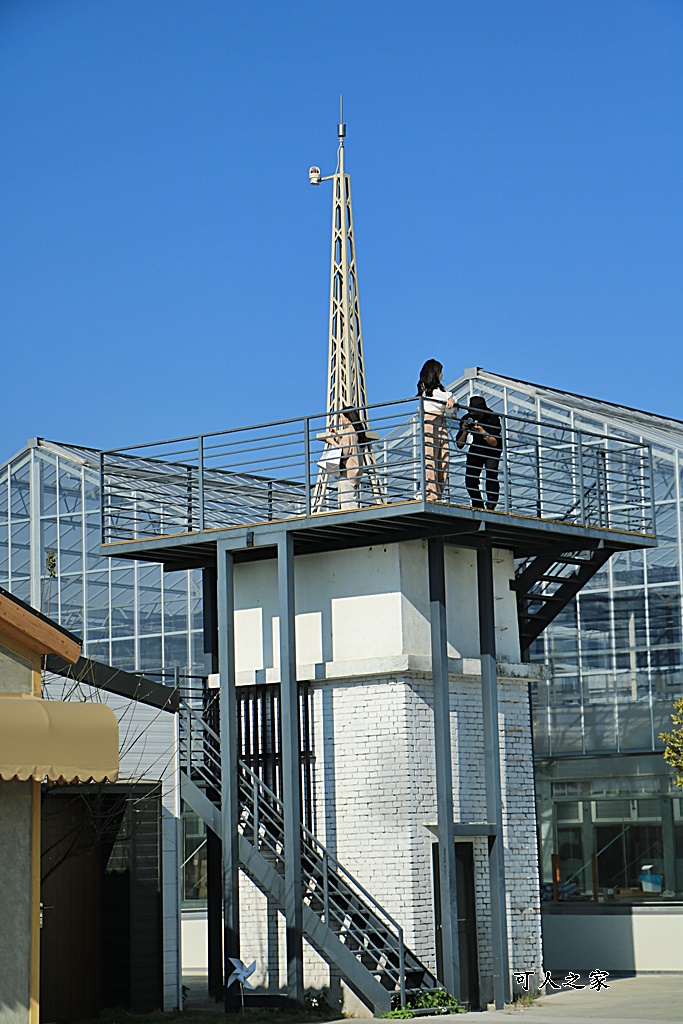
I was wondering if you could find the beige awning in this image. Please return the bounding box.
[0,697,119,782]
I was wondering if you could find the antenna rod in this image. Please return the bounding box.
[338,93,346,142]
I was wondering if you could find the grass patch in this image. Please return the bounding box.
[512,989,538,1007]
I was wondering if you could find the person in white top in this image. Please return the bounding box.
[417,359,457,501]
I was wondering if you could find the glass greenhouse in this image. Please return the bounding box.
[2,366,682,899]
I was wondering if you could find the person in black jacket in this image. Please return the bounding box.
[456,395,503,510]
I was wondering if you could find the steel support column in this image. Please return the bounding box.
[477,547,510,1008]
[278,532,304,1006]
[202,566,224,1001]
[217,546,241,1012]
[427,538,460,999]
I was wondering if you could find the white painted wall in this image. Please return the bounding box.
[542,907,683,973]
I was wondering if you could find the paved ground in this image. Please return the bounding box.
[183,973,683,1022]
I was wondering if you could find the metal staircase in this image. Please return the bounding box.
[178,700,440,1014]
[512,546,612,654]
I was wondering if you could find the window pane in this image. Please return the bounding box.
[190,570,203,630]
[139,635,162,674]
[11,521,30,577]
[84,470,99,513]
[182,810,207,905]
[110,568,135,637]
[59,463,82,515]
[60,575,83,635]
[163,572,188,633]
[86,571,109,643]
[58,516,83,575]
[164,633,188,673]
[10,460,30,519]
[85,514,103,570]
[111,638,135,671]
[138,564,162,634]
[39,456,57,516]
[0,523,8,585]
[11,577,31,603]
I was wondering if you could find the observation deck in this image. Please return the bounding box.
[100,396,656,571]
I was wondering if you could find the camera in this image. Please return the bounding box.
[309,166,322,186]
[461,416,477,431]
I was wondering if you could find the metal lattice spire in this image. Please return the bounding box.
[310,101,380,506]
[310,99,370,418]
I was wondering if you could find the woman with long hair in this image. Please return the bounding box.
[417,359,456,501]
[326,407,367,509]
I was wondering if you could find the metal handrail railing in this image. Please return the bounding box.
[101,397,655,545]
[178,698,418,1003]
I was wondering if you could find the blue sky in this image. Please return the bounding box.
[1,0,682,454]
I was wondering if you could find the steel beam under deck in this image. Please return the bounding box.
[202,566,224,1004]
[477,547,510,1009]
[217,546,241,1012]
[100,501,655,574]
[278,532,305,1007]
[428,538,460,999]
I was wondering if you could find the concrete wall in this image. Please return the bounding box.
[0,781,33,1024]
[0,637,38,1024]
[542,905,683,973]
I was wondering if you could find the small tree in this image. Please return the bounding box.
[660,697,683,788]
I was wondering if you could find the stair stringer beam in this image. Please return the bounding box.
[180,773,392,1015]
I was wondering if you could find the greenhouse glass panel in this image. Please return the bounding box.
[190,630,205,674]
[163,574,188,633]
[84,470,99,512]
[40,519,57,576]
[0,471,8,520]
[84,514,102,570]
[11,578,30,603]
[583,702,617,753]
[58,516,83,575]
[652,448,676,504]
[618,702,654,752]
[0,524,8,586]
[110,568,135,638]
[59,462,82,515]
[39,456,57,516]
[110,638,135,671]
[139,635,162,673]
[85,571,110,641]
[611,548,644,588]
[60,575,83,635]
[10,521,30,577]
[138,564,162,634]
[10,460,30,520]
[164,632,189,673]
[190,570,203,630]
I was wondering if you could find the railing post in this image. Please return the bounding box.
[577,432,586,525]
[501,416,510,514]
[647,444,656,535]
[398,926,406,1008]
[253,776,260,848]
[323,849,330,924]
[535,436,542,518]
[99,451,105,544]
[419,400,427,501]
[198,435,205,532]
[304,417,311,518]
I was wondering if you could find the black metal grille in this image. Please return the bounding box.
[203,681,314,832]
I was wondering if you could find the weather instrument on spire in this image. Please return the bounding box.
[309,99,382,509]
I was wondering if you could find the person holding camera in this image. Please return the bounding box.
[456,395,503,510]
